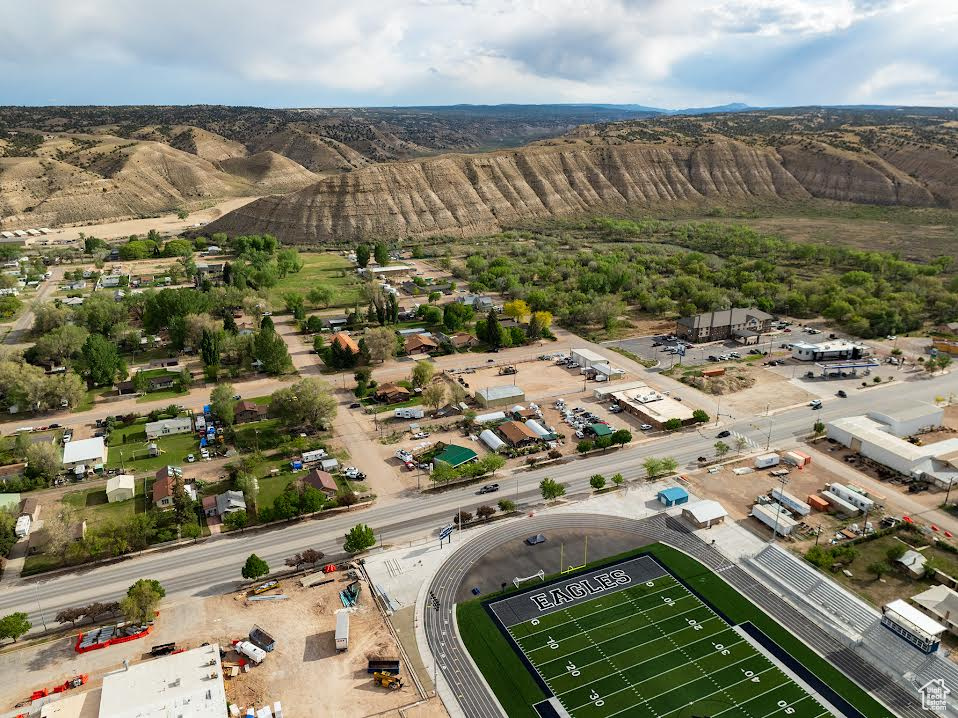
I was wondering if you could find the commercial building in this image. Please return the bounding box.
[98,644,227,718]
[911,585,958,636]
[497,420,539,446]
[601,381,695,429]
[570,348,609,369]
[675,307,774,344]
[827,412,958,487]
[791,340,868,362]
[62,437,107,471]
[433,444,479,469]
[881,599,946,654]
[867,401,944,438]
[144,417,192,440]
[682,500,728,529]
[105,475,135,503]
[475,385,525,408]
[359,264,413,279]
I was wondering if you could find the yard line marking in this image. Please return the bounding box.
[517,596,703,655]
[704,672,795,718]
[751,692,818,718]
[524,608,718,661]
[561,653,756,704]
[540,630,746,678]
[509,578,679,639]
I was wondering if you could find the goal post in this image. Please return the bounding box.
[513,569,545,588]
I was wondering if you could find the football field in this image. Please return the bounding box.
[488,557,835,718]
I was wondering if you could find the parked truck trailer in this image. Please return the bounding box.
[335,610,350,651]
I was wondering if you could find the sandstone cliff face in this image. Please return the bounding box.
[872,143,958,208]
[204,137,956,245]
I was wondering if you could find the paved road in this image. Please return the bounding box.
[1,265,65,346]
[2,370,955,632]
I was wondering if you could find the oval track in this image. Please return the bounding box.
[424,513,924,718]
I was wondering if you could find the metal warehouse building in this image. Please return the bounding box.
[475,385,525,408]
[571,348,609,369]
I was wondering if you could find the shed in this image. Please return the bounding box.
[657,487,689,507]
[320,458,339,472]
[19,497,40,521]
[897,549,928,578]
[475,385,525,408]
[588,423,613,438]
[570,348,608,369]
[682,500,727,528]
[433,444,479,469]
[106,474,135,503]
[479,429,506,452]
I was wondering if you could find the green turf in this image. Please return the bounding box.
[266,252,363,310]
[457,543,894,718]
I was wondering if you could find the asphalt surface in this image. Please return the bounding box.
[2,370,956,633]
[423,512,927,718]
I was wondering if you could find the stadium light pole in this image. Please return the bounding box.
[770,475,789,543]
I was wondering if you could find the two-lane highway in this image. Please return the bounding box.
[1,371,955,630]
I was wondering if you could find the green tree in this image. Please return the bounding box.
[78,333,125,387]
[423,383,447,412]
[660,457,678,475]
[714,441,730,457]
[0,612,31,642]
[886,544,906,562]
[283,292,306,320]
[210,383,236,426]
[734,435,748,453]
[576,439,594,453]
[539,478,566,501]
[181,521,202,541]
[442,302,474,332]
[25,442,61,483]
[692,409,710,423]
[590,474,606,491]
[498,498,516,513]
[200,328,221,369]
[428,291,441,303]
[127,578,166,599]
[476,505,496,521]
[484,308,503,349]
[866,561,891,580]
[241,553,270,580]
[307,286,333,308]
[643,457,664,479]
[120,580,163,624]
[364,326,396,363]
[611,472,625,487]
[223,510,248,531]
[813,420,825,436]
[610,429,632,446]
[355,244,371,268]
[411,360,435,387]
[268,377,337,432]
[663,418,682,431]
[374,242,389,266]
[254,328,293,374]
[344,523,376,553]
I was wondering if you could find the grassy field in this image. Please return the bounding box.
[266,252,363,310]
[458,543,892,718]
[106,432,197,472]
[61,483,146,529]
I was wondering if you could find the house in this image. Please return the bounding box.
[153,466,194,509]
[331,332,361,355]
[62,437,107,471]
[149,358,179,368]
[675,307,774,344]
[19,497,40,521]
[405,333,438,355]
[457,294,494,311]
[202,490,246,517]
[322,316,348,331]
[302,468,339,497]
[898,549,928,578]
[106,474,135,503]
[145,417,192,440]
[116,380,136,395]
[234,400,269,424]
[194,263,225,286]
[375,383,412,404]
[100,274,123,288]
[497,420,539,446]
[911,585,958,636]
[148,375,176,391]
[447,333,477,350]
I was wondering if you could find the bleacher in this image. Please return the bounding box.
[750,544,878,635]
[861,622,958,701]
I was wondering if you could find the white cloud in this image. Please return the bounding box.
[0,0,954,107]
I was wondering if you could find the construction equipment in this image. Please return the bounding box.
[250,580,278,596]
[498,366,517,375]
[340,581,361,607]
[249,625,276,652]
[367,657,401,675]
[372,672,403,690]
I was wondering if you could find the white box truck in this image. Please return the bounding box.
[236,640,266,664]
[335,610,349,651]
[394,407,425,419]
[754,453,780,469]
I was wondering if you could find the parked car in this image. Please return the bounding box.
[344,466,366,480]
[186,454,196,462]
[837,390,847,398]
[349,402,361,409]
[640,424,653,431]
[476,483,500,494]
[411,431,430,439]
[525,533,546,545]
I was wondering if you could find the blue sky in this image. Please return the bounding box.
[1,0,955,108]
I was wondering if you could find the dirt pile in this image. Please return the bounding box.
[681,365,757,394]
[205,136,956,244]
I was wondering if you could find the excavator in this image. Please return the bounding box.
[372,672,403,690]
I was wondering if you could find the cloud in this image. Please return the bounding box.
[0,0,954,107]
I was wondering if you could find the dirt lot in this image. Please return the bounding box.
[0,570,424,717]
[455,360,607,404]
[676,363,817,418]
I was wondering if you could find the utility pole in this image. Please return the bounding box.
[33,581,47,632]
[765,404,773,451]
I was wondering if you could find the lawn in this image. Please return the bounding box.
[106,432,198,472]
[232,418,286,452]
[61,483,146,529]
[459,543,891,718]
[266,252,363,310]
[136,388,189,404]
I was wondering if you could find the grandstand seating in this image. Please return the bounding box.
[861,622,958,692]
[750,544,878,635]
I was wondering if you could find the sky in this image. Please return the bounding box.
[1,0,956,108]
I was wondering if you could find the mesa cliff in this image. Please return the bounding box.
[203,137,957,244]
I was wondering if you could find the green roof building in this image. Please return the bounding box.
[434,444,479,468]
[589,423,613,438]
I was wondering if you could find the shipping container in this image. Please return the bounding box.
[782,450,810,467]
[807,495,830,512]
[771,487,811,516]
[335,610,350,651]
[754,453,781,469]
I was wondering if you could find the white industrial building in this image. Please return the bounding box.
[866,401,944,437]
[475,385,525,408]
[570,348,609,369]
[827,410,958,488]
[98,644,226,718]
[62,437,107,471]
[791,340,868,362]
